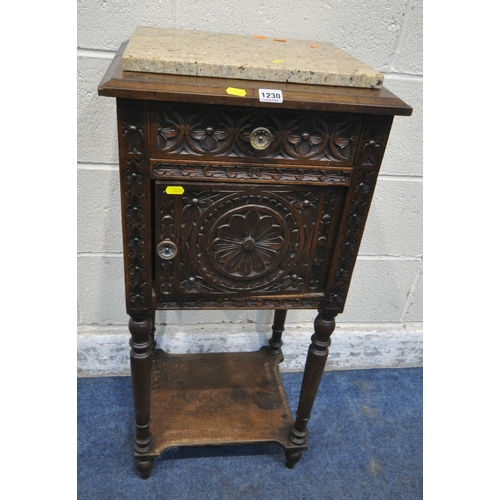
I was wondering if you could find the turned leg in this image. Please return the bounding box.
[285,450,303,469]
[150,310,157,354]
[129,315,155,479]
[134,457,154,480]
[269,309,287,355]
[287,311,336,467]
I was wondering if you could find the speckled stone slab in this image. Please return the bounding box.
[122,26,384,89]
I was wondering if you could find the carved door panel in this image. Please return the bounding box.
[154,181,346,301]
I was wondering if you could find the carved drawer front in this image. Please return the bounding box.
[150,102,363,166]
[154,181,346,303]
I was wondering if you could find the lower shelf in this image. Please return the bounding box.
[146,347,306,457]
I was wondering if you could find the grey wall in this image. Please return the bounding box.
[77,0,423,376]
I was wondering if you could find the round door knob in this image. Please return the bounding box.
[156,240,178,260]
[249,127,272,151]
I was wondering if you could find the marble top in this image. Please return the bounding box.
[122,27,384,89]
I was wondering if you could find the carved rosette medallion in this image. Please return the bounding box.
[186,110,234,154]
[212,209,287,279]
[187,193,303,292]
[284,116,328,159]
[155,107,184,152]
[235,112,281,157]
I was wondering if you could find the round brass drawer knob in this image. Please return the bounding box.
[249,127,272,151]
[156,240,178,260]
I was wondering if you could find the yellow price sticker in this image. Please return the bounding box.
[166,186,185,195]
[226,87,247,97]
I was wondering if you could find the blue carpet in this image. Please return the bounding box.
[78,367,422,499]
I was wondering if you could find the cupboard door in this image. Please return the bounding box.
[154,181,345,302]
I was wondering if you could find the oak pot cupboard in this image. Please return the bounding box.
[98,40,412,479]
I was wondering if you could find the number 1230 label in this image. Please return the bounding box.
[259,89,283,103]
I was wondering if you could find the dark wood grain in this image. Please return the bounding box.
[146,348,306,457]
[129,315,155,478]
[289,313,336,452]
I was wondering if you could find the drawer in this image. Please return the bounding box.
[150,102,363,166]
[154,181,345,304]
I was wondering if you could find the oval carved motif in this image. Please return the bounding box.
[328,117,359,162]
[156,107,184,152]
[186,110,234,155]
[283,115,328,159]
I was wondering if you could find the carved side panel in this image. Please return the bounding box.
[151,102,362,165]
[120,100,147,156]
[117,99,153,314]
[320,115,394,316]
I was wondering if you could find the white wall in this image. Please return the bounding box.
[77,0,423,376]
